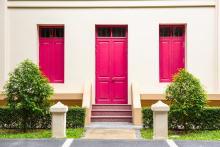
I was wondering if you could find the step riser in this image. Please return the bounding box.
[92,105,131,110]
[91,118,132,122]
[91,104,132,123]
[92,111,132,116]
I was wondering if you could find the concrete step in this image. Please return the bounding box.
[92,109,132,116]
[91,116,132,122]
[86,122,142,129]
[92,104,131,110]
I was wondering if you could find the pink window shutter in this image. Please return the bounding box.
[39,26,64,83]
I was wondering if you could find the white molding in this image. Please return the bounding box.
[217,0,220,93]
[7,0,216,8]
[0,0,8,90]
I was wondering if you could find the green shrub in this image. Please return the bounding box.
[165,69,207,131]
[4,59,53,132]
[199,107,220,130]
[67,107,85,128]
[142,107,220,130]
[0,107,85,129]
[142,107,153,128]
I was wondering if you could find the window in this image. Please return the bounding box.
[40,27,64,38]
[39,26,64,83]
[112,27,126,37]
[96,26,127,37]
[97,28,111,37]
[159,27,171,37]
[159,25,185,82]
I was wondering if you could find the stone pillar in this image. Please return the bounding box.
[151,101,170,140]
[50,102,68,138]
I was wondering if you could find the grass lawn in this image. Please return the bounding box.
[0,128,84,139]
[141,129,220,140]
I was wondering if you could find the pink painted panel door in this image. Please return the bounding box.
[52,38,64,83]
[172,37,185,75]
[39,39,52,80]
[96,39,112,104]
[96,29,127,104]
[159,25,185,82]
[111,38,127,104]
[159,37,172,82]
[39,27,64,83]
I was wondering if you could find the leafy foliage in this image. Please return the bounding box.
[165,69,207,130]
[4,59,53,131]
[199,107,220,130]
[0,107,86,129]
[67,106,85,128]
[142,107,220,130]
[142,107,153,128]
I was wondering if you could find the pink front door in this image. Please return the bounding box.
[96,26,128,104]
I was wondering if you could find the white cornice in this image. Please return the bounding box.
[7,0,216,8]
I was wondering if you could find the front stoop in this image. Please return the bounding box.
[86,122,142,129]
[91,104,132,122]
[84,128,137,139]
[84,122,142,140]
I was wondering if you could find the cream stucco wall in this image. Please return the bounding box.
[2,0,218,104]
[217,0,220,92]
[0,0,7,90]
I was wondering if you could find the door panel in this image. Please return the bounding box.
[112,81,127,103]
[159,38,172,82]
[96,41,111,76]
[96,30,127,104]
[53,39,64,83]
[39,39,53,82]
[112,40,127,76]
[112,39,127,104]
[172,38,185,75]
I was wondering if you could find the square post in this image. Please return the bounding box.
[151,101,170,140]
[50,102,68,138]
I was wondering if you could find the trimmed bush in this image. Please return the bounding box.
[199,107,220,130]
[142,107,220,130]
[142,107,153,129]
[67,107,85,128]
[0,107,85,129]
[4,59,53,132]
[165,69,207,131]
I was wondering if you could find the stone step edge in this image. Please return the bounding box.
[91,109,132,112]
[91,116,132,118]
[92,104,131,106]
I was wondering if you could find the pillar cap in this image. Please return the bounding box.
[151,100,170,112]
[50,101,68,113]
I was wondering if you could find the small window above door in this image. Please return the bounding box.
[173,26,184,37]
[112,27,126,37]
[96,25,127,38]
[40,28,53,38]
[39,26,64,38]
[55,28,64,38]
[160,25,184,37]
[97,27,111,37]
[160,27,171,37]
